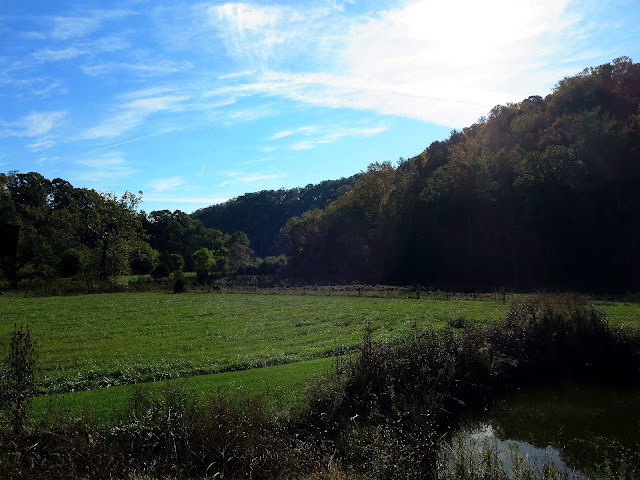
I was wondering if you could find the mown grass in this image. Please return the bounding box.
[32,357,334,425]
[596,301,640,327]
[1,291,638,425]
[0,292,510,394]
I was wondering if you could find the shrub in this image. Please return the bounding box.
[8,385,307,479]
[173,270,186,293]
[59,247,90,277]
[489,295,637,383]
[151,262,170,281]
[0,325,37,436]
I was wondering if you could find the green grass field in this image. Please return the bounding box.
[32,357,335,425]
[0,292,510,392]
[0,291,637,423]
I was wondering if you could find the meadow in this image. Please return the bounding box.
[1,290,639,479]
[0,290,638,423]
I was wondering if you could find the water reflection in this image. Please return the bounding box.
[461,423,586,479]
[471,383,640,475]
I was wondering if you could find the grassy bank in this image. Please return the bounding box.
[32,357,334,425]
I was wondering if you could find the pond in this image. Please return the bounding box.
[453,383,640,478]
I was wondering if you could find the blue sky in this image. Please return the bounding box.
[2,0,639,213]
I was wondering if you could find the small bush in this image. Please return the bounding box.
[173,271,186,293]
[151,262,170,281]
[0,325,37,436]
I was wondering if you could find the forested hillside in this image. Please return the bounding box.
[192,175,359,257]
[279,57,640,291]
[3,57,640,292]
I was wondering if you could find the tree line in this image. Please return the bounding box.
[3,57,640,292]
[0,174,258,287]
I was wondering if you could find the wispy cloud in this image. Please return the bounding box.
[204,0,601,126]
[273,124,387,150]
[27,138,56,152]
[221,172,285,185]
[0,111,66,139]
[74,151,137,182]
[23,111,66,137]
[147,176,186,192]
[90,118,217,151]
[119,86,179,100]
[240,173,285,182]
[270,125,315,140]
[50,10,132,40]
[143,196,228,204]
[0,73,68,99]
[244,157,274,164]
[218,70,255,79]
[81,59,192,77]
[205,2,345,65]
[271,129,293,140]
[31,36,130,63]
[82,94,188,140]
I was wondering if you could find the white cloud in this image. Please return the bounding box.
[74,152,137,182]
[0,74,68,99]
[244,157,274,164]
[120,86,178,99]
[82,60,190,77]
[81,95,188,139]
[281,124,387,150]
[147,176,187,192]
[270,125,315,140]
[209,3,288,61]
[271,129,293,140]
[50,10,132,40]
[27,139,56,152]
[206,2,343,65]
[240,173,284,182]
[31,47,86,62]
[23,111,66,137]
[143,196,228,204]
[220,172,285,185]
[52,16,104,40]
[218,70,255,79]
[217,104,276,123]
[0,111,66,139]
[31,79,68,97]
[205,0,601,127]
[31,35,130,63]
[288,142,315,151]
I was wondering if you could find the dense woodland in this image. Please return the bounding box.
[192,175,360,257]
[2,57,640,292]
[280,57,640,290]
[0,178,257,287]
